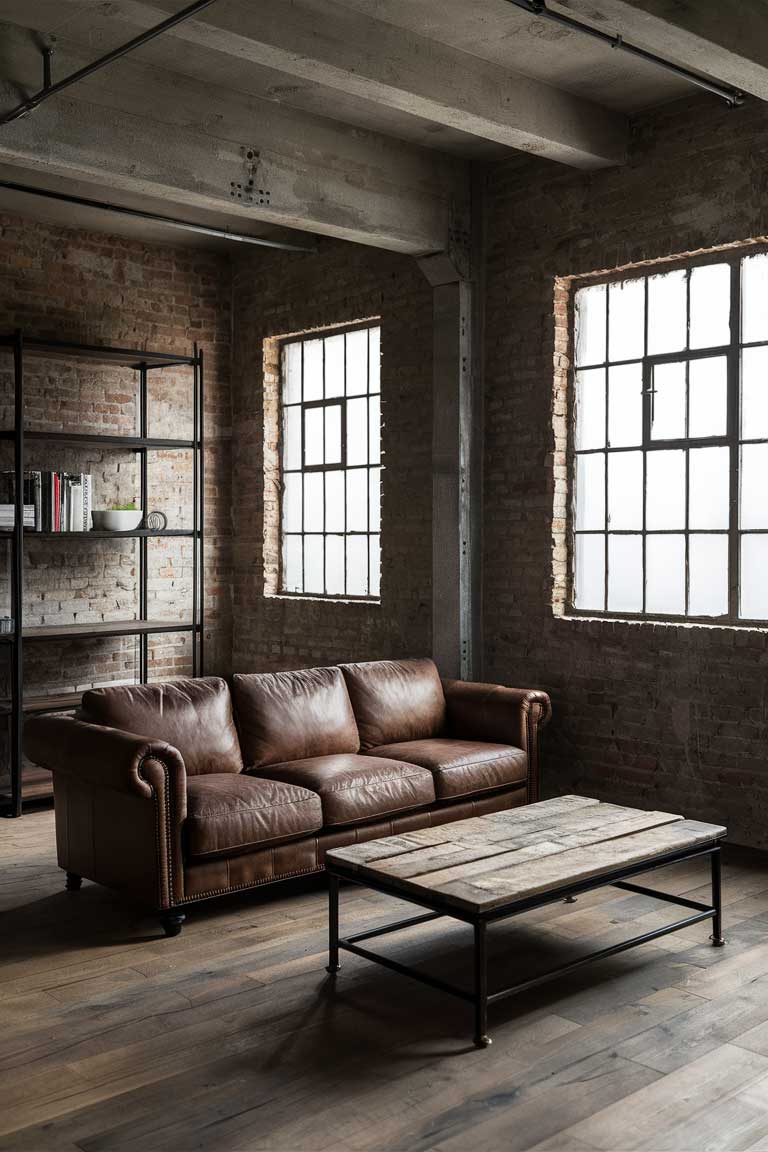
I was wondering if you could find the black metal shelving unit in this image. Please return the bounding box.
[0,332,205,816]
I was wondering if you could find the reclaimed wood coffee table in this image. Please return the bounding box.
[325,795,726,1047]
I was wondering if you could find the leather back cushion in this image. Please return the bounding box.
[232,666,360,769]
[340,658,446,750]
[80,677,243,775]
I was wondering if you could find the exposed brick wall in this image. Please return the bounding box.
[230,239,433,672]
[0,213,233,789]
[14,89,766,849]
[0,214,436,799]
[483,94,768,848]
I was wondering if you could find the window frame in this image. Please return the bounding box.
[277,319,381,602]
[566,245,768,627]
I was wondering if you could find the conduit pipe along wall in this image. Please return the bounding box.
[505,0,745,108]
[0,0,223,126]
[0,180,315,252]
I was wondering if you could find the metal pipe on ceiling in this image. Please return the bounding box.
[0,0,315,251]
[0,179,315,251]
[506,0,745,108]
[0,0,223,127]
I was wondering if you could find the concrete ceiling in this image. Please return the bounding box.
[0,0,764,254]
[326,0,691,113]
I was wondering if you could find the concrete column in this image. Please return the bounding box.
[419,253,478,680]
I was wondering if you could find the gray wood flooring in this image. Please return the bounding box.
[3,808,768,1151]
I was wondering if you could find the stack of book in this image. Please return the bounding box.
[0,505,34,530]
[0,471,93,531]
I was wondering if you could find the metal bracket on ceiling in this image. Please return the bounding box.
[417,251,465,287]
[42,46,53,92]
[230,148,271,208]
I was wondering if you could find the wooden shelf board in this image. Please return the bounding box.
[21,430,196,450]
[0,766,53,803]
[0,619,198,642]
[2,529,197,539]
[0,692,81,716]
[0,336,197,370]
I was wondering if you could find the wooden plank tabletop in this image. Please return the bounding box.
[327,795,726,913]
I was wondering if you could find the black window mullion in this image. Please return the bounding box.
[729,257,741,619]
[321,338,326,595]
[641,448,647,613]
[343,331,348,597]
[684,268,692,616]
[642,368,652,449]
[642,274,649,611]
[646,344,731,368]
[366,325,371,598]
[685,265,692,353]
[604,286,610,611]
[577,527,727,535]
[684,444,690,616]
[300,341,305,593]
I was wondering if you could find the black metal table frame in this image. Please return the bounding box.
[325,840,725,1048]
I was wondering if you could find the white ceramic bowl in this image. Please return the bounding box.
[91,510,143,532]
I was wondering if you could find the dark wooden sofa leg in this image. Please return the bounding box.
[65,872,82,891]
[160,911,186,938]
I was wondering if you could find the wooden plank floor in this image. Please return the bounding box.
[3,810,768,1151]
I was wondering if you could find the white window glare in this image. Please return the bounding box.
[572,253,768,623]
[279,325,382,599]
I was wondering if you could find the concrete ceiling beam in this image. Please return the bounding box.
[0,23,467,254]
[0,0,628,169]
[557,0,768,102]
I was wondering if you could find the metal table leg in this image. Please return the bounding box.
[710,848,726,946]
[326,841,724,1049]
[473,920,491,1048]
[326,873,341,973]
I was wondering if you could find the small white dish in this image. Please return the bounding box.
[92,510,143,532]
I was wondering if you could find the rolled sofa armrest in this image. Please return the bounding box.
[441,680,552,802]
[24,714,188,910]
[24,714,187,814]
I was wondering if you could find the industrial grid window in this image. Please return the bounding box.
[570,250,768,624]
[279,322,381,600]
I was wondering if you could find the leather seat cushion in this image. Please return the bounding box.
[340,658,446,750]
[250,754,435,827]
[232,666,359,769]
[81,677,243,776]
[364,739,528,801]
[185,774,323,860]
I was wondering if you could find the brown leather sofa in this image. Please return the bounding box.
[24,658,551,936]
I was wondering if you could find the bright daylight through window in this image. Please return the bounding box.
[571,251,768,623]
[280,323,381,599]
